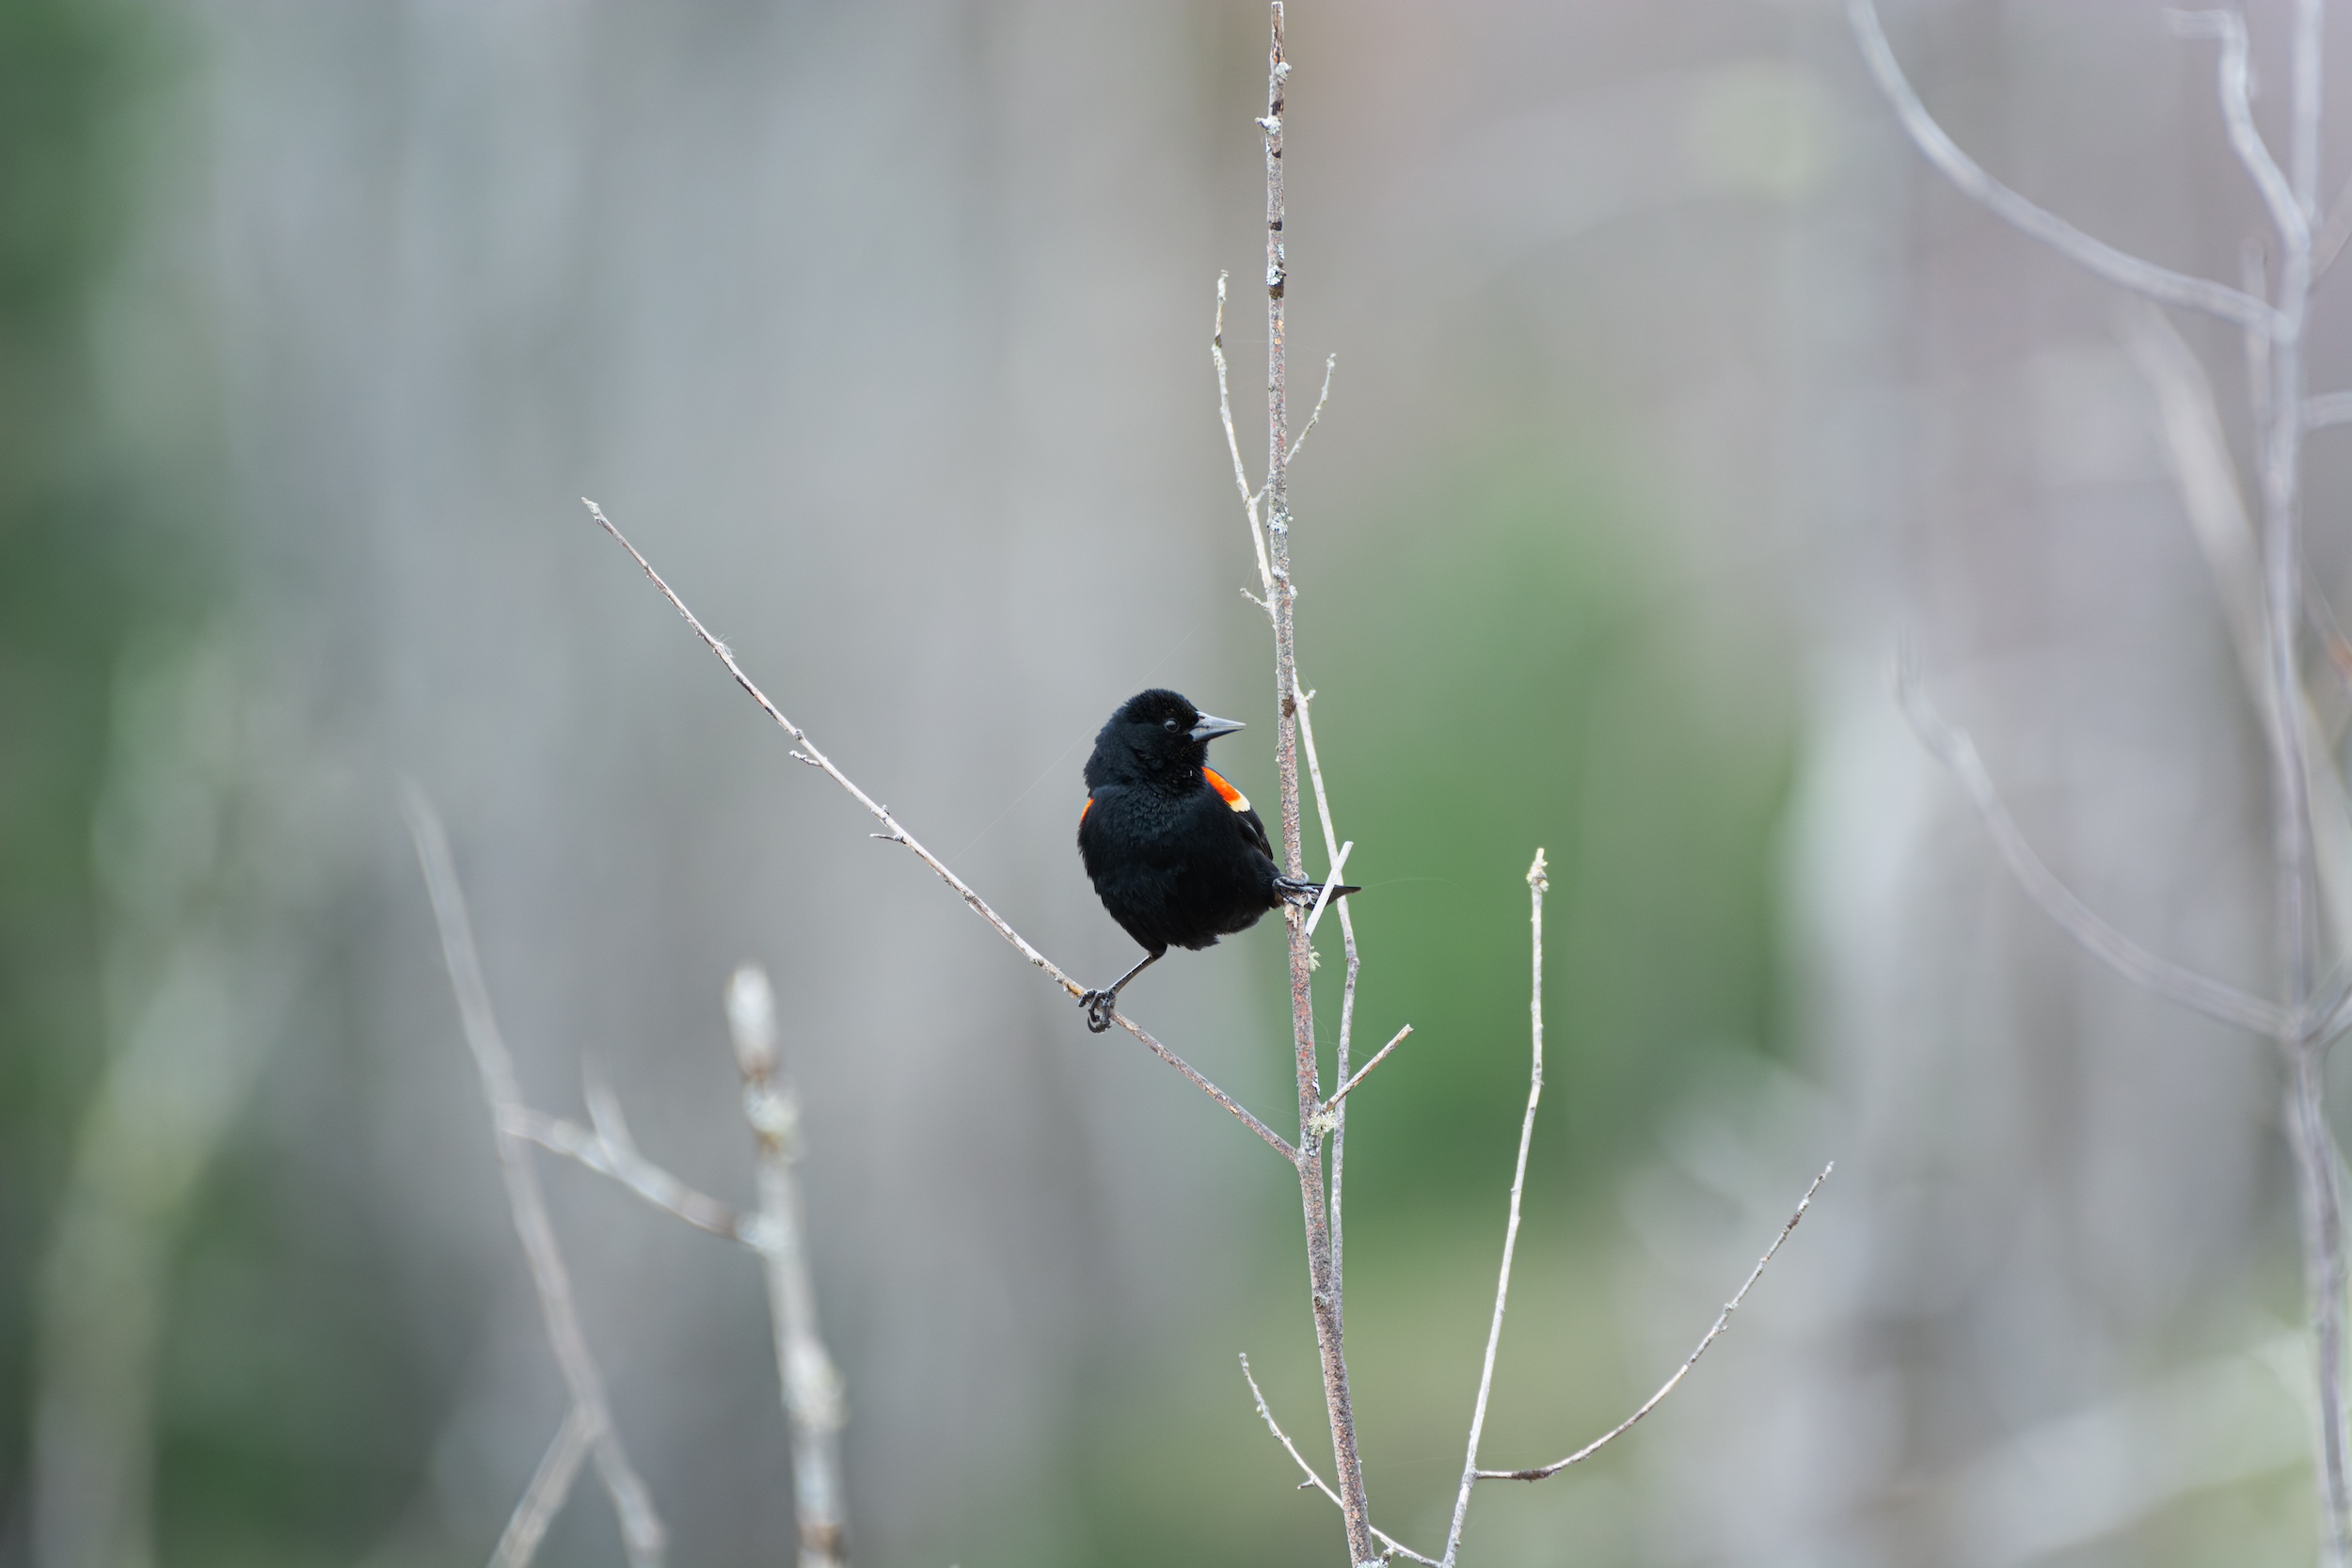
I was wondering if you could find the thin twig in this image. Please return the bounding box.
[2176,13,2312,256]
[2313,173,2352,279]
[1214,275,1276,603]
[2309,392,2352,431]
[1292,678,1362,1369]
[1239,1356,1439,1567]
[1438,852,1547,1565]
[1476,1164,1833,1481]
[727,965,849,1568]
[403,787,668,1568]
[1845,0,2281,336]
[1249,352,1339,514]
[493,1404,596,1568]
[2120,301,2352,990]
[1894,660,2289,1037]
[583,499,1296,1165]
[1303,840,1352,939]
[1286,354,1337,470]
[2293,0,2326,223]
[503,1105,745,1243]
[1322,1025,1412,1115]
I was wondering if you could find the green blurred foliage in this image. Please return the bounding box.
[0,0,185,1533]
[0,7,433,1561]
[1306,439,1792,1215]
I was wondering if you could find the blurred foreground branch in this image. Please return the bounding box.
[726,965,848,1568]
[408,788,851,1566]
[404,787,666,1568]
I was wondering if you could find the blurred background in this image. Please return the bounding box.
[3,0,2344,1563]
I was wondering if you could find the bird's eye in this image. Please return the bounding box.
[1164,719,1180,732]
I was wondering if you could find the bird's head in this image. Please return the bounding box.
[1087,689,1245,788]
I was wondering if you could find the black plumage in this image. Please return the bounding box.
[1074,689,1356,1032]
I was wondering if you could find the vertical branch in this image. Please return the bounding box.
[404,788,667,1568]
[725,965,849,1568]
[2249,8,2348,1557]
[1295,691,1359,1325]
[2295,0,2326,222]
[1256,7,1378,1562]
[1438,851,1547,1567]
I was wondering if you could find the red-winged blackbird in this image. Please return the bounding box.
[1075,689,1358,1032]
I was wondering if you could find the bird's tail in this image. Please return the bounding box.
[1276,876,1361,903]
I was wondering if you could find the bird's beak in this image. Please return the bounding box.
[1188,713,1246,743]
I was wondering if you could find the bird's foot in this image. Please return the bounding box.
[1080,989,1118,1033]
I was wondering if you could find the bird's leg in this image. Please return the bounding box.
[1081,950,1162,1033]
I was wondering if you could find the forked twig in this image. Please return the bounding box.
[1321,1024,1412,1116]
[1845,0,2281,336]
[504,1103,744,1243]
[404,787,667,1568]
[2176,12,2310,255]
[1239,1356,1439,1567]
[1474,1164,1833,1481]
[584,499,1296,1165]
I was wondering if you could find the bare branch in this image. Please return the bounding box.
[2121,302,2352,1000]
[2176,11,2312,256]
[2309,392,2352,431]
[1303,840,1352,939]
[583,499,1296,1164]
[1322,1025,1412,1116]
[1292,676,1365,1369]
[502,1105,745,1244]
[1477,1164,1833,1482]
[1238,1356,1438,1567]
[2313,176,2352,279]
[1285,354,1337,470]
[402,787,667,1568]
[492,1403,596,1568]
[1438,851,1548,1564]
[1253,6,1380,1557]
[1845,0,2281,336]
[1213,275,1276,602]
[2294,0,2327,222]
[727,966,848,1568]
[1895,662,2289,1037]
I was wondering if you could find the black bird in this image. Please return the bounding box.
[1075,689,1358,1032]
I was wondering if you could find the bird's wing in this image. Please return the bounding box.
[1235,803,1274,864]
[1204,767,1275,864]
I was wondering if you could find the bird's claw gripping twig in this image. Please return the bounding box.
[1080,990,1118,1034]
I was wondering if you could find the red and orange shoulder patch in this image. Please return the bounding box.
[1203,767,1250,813]
[1080,795,1093,823]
